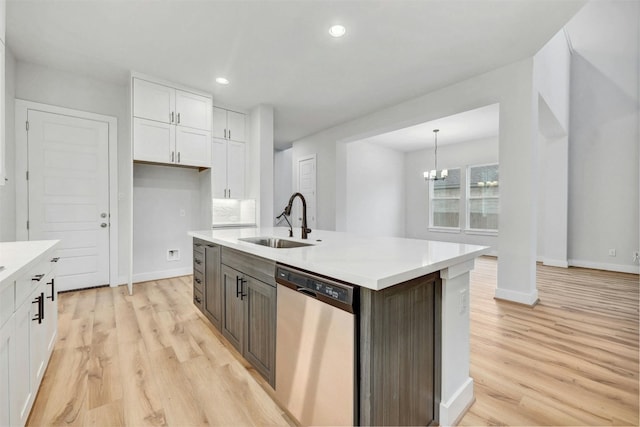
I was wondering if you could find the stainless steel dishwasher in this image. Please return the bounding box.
[275,264,357,426]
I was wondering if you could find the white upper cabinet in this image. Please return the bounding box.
[212,138,245,199]
[213,107,246,142]
[132,76,212,168]
[133,79,175,124]
[175,91,211,131]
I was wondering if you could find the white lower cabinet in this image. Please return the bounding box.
[0,245,58,427]
[0,316,13,427]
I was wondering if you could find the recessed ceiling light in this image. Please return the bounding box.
[216,77,229,85]
[329,25,346,38]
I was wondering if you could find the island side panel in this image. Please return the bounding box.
[359,272,441,426]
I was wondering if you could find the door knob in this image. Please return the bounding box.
[100,223,108,228]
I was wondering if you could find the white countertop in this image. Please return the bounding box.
[189,227,489,290]
[0,240,60,287]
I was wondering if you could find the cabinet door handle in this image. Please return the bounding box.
[171,112,175,123]
[177,113,181,124]
[240,278,247,300]
[228,189,231,198]
[47,278,55,301]
[32,293,43,324]
[236,276,241,298]
[171,151,175,163]
[177,152,181,163]
[228,129,231,140]
[224,129,227,139]
[32,274,45,282]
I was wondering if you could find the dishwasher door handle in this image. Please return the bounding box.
[296,287,318,298]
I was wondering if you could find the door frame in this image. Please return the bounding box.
[15,99,119,287]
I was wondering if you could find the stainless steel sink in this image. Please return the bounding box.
[239,237,313,248]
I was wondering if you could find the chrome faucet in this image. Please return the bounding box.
[284,192,312,239]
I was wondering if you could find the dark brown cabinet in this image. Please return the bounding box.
[203,243,222,329]
[220,248,276,387]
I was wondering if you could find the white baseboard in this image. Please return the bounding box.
[569,259,639,274]
[494,287,539,306]
[542,258,569,268]
[132,267,193,284]
[439,377,474,427]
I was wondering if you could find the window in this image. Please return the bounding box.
[467,164,499,231]
[429,168,461,229]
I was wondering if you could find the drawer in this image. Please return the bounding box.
[193,269,204,293]
[193,239,205,255]
[193,250,204,273]
[221,247,275,287]
[15,259,52,309]
[0,283,14,328]
[193,288,204,311]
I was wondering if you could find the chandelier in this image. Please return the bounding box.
[423,129,448,181]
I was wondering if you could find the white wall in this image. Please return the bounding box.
[567,0,639,273]
[274,148,292,221]
[13,60,131,280]
[404,137,499,250]
[132,164,202,281]
[248,104,274,227]
[296,58,540,305]
[534,29,571,268]
[344,141,405,237]
[0,48,15,241]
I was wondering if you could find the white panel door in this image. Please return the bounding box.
[175,90,211,131]
[176,127,211,168]
[296,156,316,228]
[133,78,174,124]
[133,117,175,164]
[227,111,246,142]
[212,138,228,198]
[212,107,227,139]
[226,141,245,199]
[28,110,110,291]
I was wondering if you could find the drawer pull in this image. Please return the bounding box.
[32,274,45,282]
[195,278,202,284]
[194,259,202,265]
[47,278,55,301]
[51,257,60,263]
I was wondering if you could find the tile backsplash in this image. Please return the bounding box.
[212,198,256,227]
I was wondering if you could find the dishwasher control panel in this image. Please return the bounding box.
[276,265,355,311]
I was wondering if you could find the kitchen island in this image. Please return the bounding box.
[188,227,489,426]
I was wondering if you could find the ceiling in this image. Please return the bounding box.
[357,103,499,152]
[7,0,585,149]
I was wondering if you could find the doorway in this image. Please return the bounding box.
[294,154,316,229]
[16,100,118,291]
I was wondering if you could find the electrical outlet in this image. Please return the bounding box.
[179,208,186,217]
[608,248,616,257]
[633,251,639,263]
[167,249,180,261]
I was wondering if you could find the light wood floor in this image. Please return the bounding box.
[27,257,639,426]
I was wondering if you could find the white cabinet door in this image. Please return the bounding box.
[176,127,211,168]
[227,111,246,142]
[0,315,13,427]
[11,298,34,427]
[133,79,175,124]
[227,141,246,199]
[43,272,57,356]
[212,107,227,139]
[212,138,228,198]
[133,118,176,164]
[176,90,211,131]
